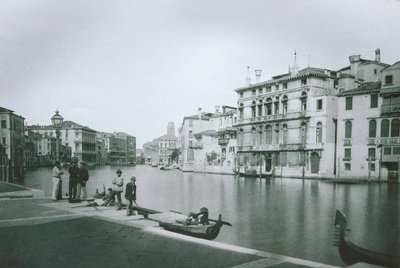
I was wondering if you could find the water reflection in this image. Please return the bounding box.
[18,165,400,266]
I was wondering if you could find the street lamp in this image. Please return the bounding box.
[51,109,64,161]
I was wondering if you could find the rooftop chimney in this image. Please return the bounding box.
[245,66,251,86]
[349,55,361,78]
[198,108,202,119]
[291,51,299,76]
[215,106,220,114]
[255,70,262,83]
[375,48,381,63]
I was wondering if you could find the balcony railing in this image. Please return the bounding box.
[237,145,253,151]
[381,103,400,114]
[218,139,229,146]
[189,143,203,149]
[235,111,310,125]
[252,144,280,151]
[367,138,377,145]
[343,138,352,146]
[378,137,400,145]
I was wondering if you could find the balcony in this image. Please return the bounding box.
[343,138,352,146]
[189,143,203,149]
[367,138,377,145]
[252,144,280,151]
[378,137,400,145]
[218,138,229,146]
[381,103,400,114]
[237,145,253,152]
[306,143,323,150]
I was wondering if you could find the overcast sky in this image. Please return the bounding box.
[1,0,399,147]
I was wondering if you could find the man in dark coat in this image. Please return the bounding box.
[68,161,79,202]
[124,176,137,216]
[76,161,89,200]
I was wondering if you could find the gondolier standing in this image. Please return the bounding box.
[125,176,137,216]
[111,169,124,210]
[51,161,63,201]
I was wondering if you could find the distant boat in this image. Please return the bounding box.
[333,210,400,267]
[160,165,175,170]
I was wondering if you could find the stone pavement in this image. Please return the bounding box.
[0,182,341,268]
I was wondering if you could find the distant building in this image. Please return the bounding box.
[379,60,400,181]
[234,60,339,178]
[179,109,213,172]
[28,120,97,164]
[24,130,40,169]
[0,107,25,181]
[336,50,390,180]
[192,105,237,174]
[100,132,136,165]
[143,122,178,166]
[143,140,159,165]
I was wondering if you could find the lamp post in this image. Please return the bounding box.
[51,109,64,162]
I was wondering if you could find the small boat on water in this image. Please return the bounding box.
[159,214,223,240]
[334,210,400,267]
[135,207,230,240]
[159,165,175,170]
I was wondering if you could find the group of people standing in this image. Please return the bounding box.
[50,160,89,202]
[102,169,137,216]
[68,160,89,202]
[51,163,137,216]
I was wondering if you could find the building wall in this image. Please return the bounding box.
[337,93,381,179]
[235,70,338,178]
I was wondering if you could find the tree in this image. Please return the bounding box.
[170,149,181,164]
[206,151,219,164]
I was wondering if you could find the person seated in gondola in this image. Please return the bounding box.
[180,207,209,225]
[197,207,209,225]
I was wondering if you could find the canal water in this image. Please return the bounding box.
[18,165,400,266]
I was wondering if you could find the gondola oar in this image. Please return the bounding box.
[170,210,232,226]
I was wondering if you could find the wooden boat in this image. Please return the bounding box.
[158,214,224,240]
[134,207,228,240]
[159,165,175,170]
[334,210,400,267]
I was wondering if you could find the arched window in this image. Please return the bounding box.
[274,124,280,144]
[265,98,272,115]
[345,121,352,138]
[282,95,288,114]
[258,99,263,117]
[238,128,244,146]
[252,127,257,146]
[282,124,288,145]
[391,118,399,137]
[258,126,263,145]
[274,96,280,114]
[301,122,307,144]
[300,92,307,111]
[316,122,322,143]
[251,101,256,118]
[381,119,389,137]
[369,120,376,138]
[265,125,272,144]
[238,103,244,120]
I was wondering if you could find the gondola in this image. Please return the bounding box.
[334,210,400,267]
[158,214,224,240]
[135,207,229,240]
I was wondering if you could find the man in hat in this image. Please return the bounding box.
[76,161,89,201]
[68,160,79,202]
[51,161,63,201]
[125,176,137,216]
[111,169,124,210]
